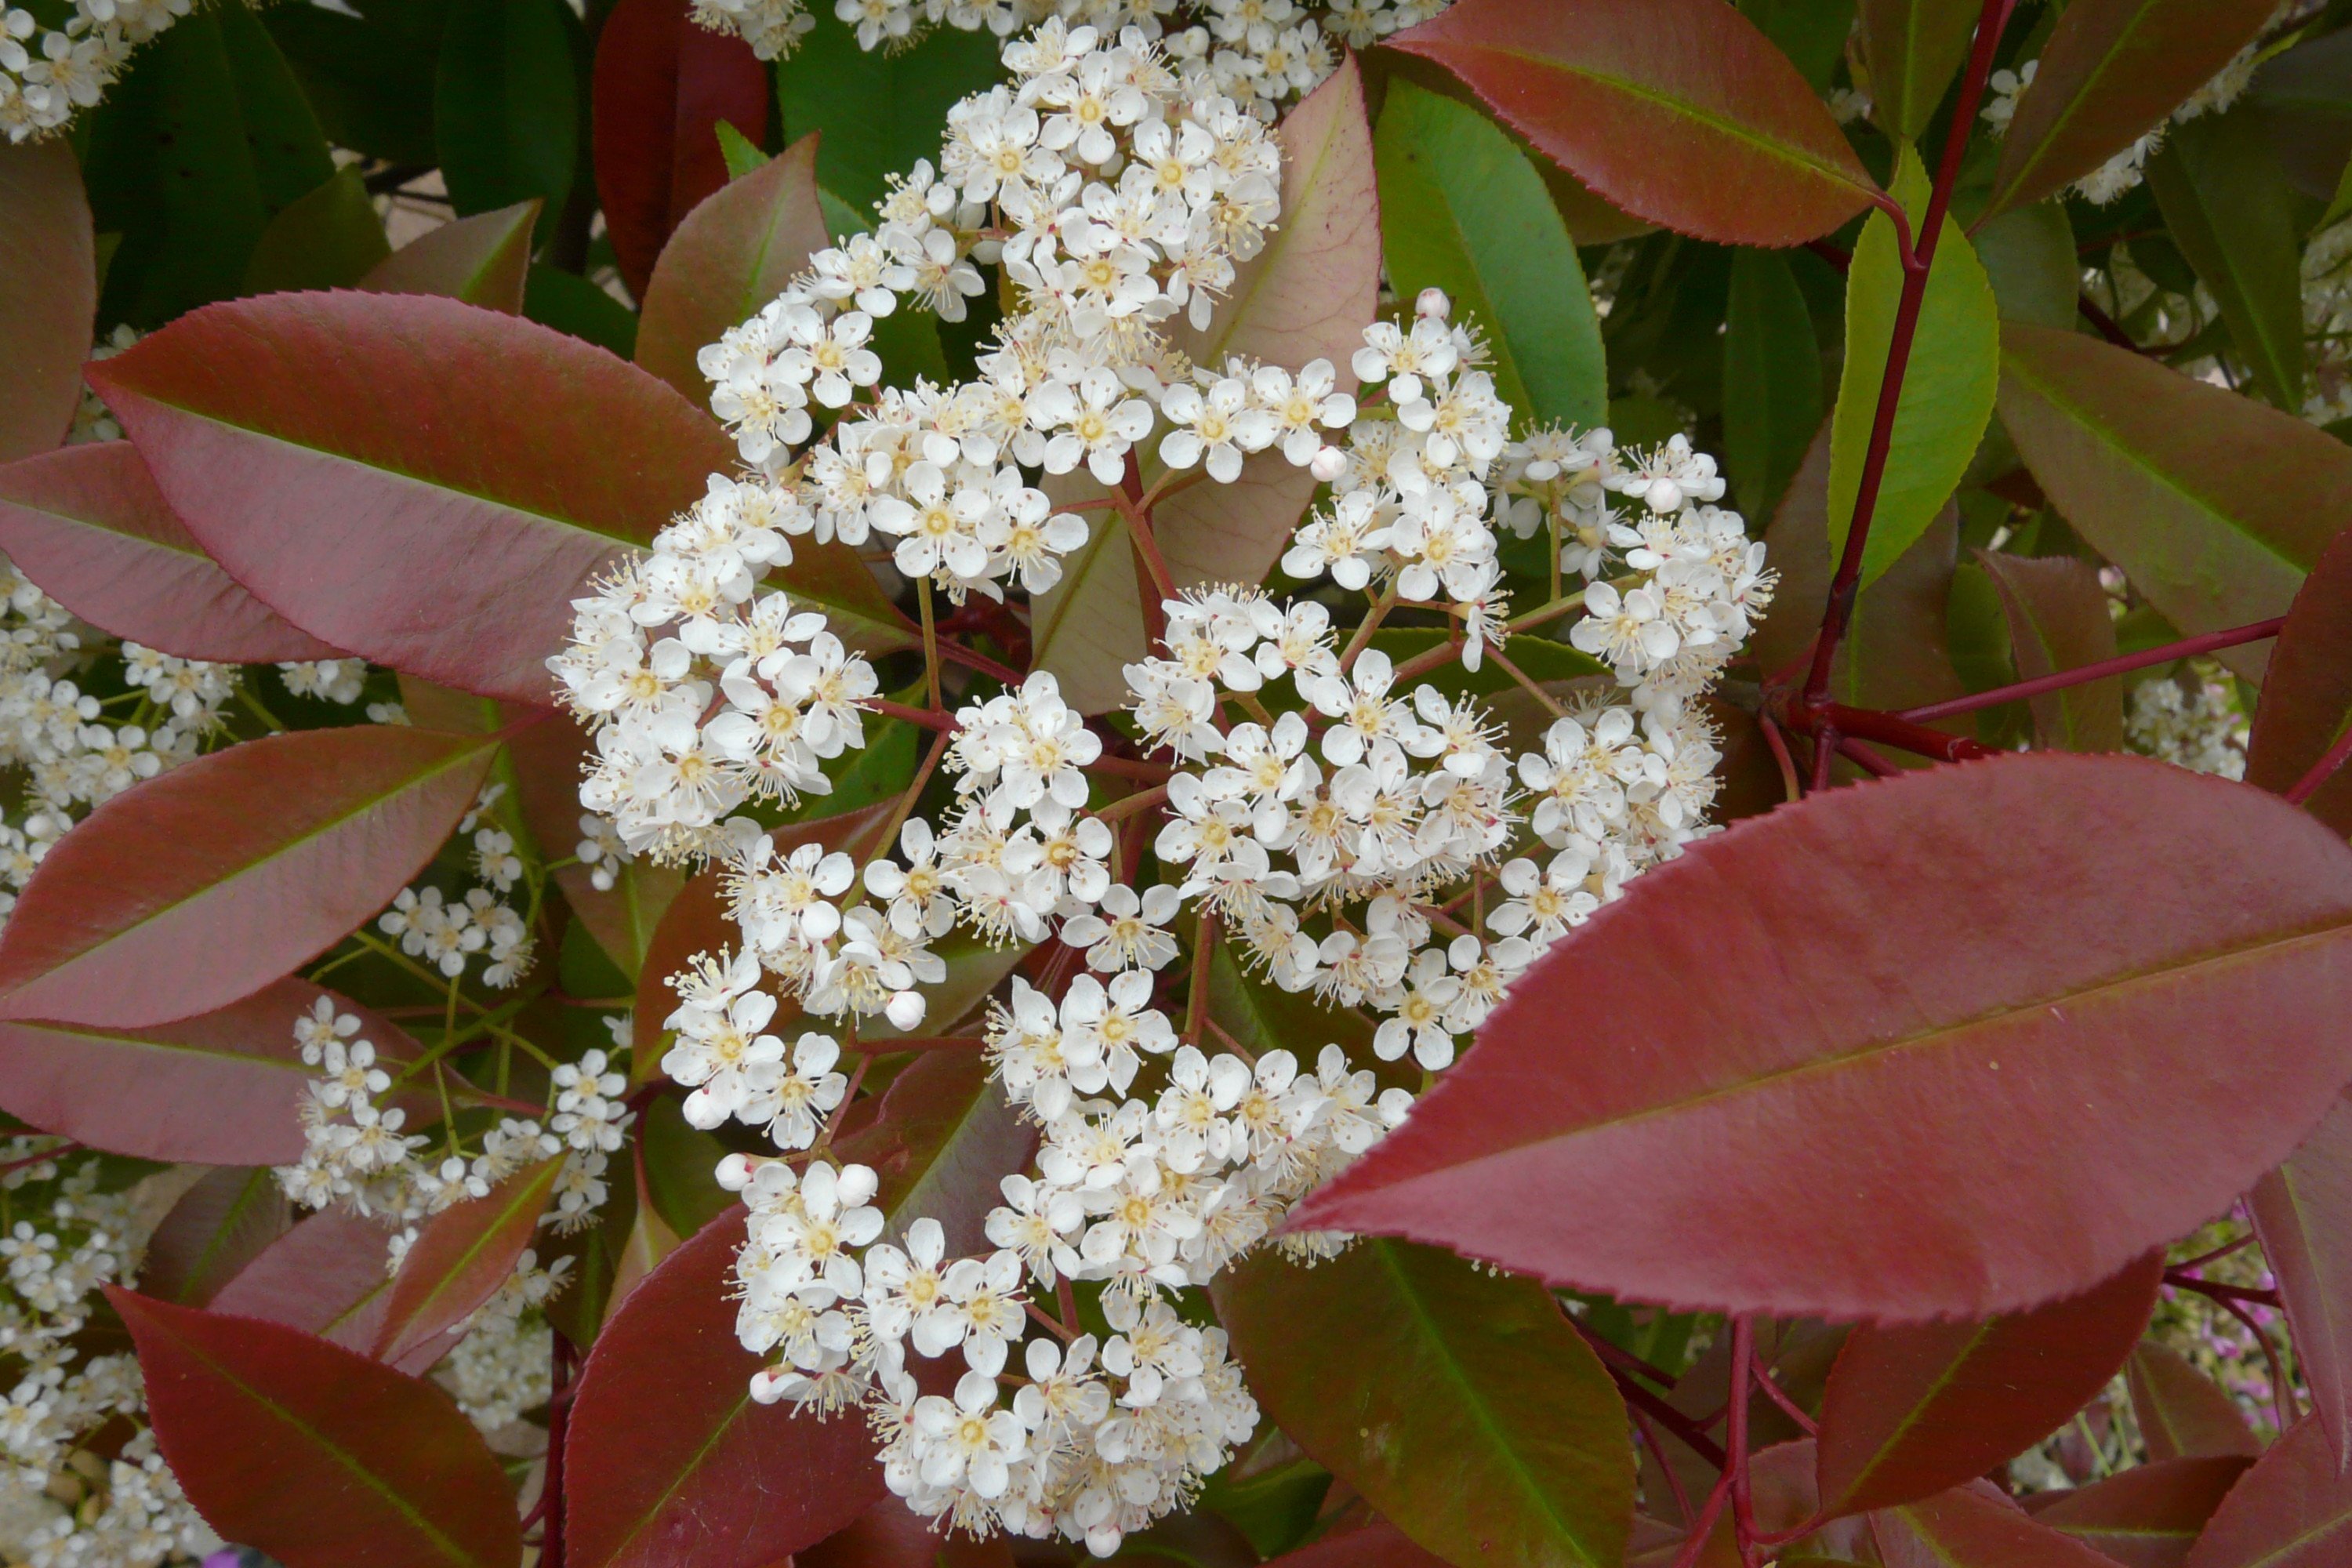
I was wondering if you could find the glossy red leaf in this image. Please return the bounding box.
[359,200,542,314]
[2183,1417,2352,1567]
[1816,1252,2163,1517]
[85,292,736,704]
[797,1498,1014,1568]
[141,1167,292,1307]
[1984,0,2281,218]
[563,1209,884,1568]
[1876,1485,2123,1567]
[0,724,501,1029]
[593,0,769,299]
[634,132,828,405]
[2035,1457,2252,1568]
[837,1049,1037,1258]
[1976,548,2125,753]
[211,1207,433,1371]
[112,1287,524,1568]
[2129,1341,2260,1462]
[0,979,419,1166]
[2248,524,2352,837]
[0,139,95,462]
[2252,1096,2352,1475]
[1385,0,1878,246]
[372,1157,561,1367]
[0,441,339,662]
[1293,754,2352,1322]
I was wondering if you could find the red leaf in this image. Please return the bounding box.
[1816,1251,2163,1517]
[0,979,421,1166]
[1985,0,2281,218]
[563,1210,884,1568]
[0,441,339,662]
[140,1167,292,1307]
[360,200,543,314]
[1876,1485,2122,1566]
[0,140,94,462]
[1385,0,1879,246]
[212,1207,426,1370]
[372,1157,561,1367]
[0,724,501,1029]
[2183,1417,2352,1567]
[111,1287,524,1568]
[1292,754,2352,1321]
[2129,1341,2260,1462]
[836,1049,1036,1258]
[797,1498,1014,1567]
[2252,1096,2352,1474]
[2034,1457,2252,1568]
[593,0,770,300]
[85,292,736,704]
[1976,547,2125,753]
[2248,524,2352,837]
[634,132,829,405]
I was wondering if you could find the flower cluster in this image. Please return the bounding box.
[561,15,1771,1553]
[1981,7,2282,205]
[698,0,1447,118]
[0,1142,218,1567]
[2125,665,2248,780]
[274,989,628,1318]
[2,0,189,143]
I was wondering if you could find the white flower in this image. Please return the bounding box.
[1058,883,1181,972]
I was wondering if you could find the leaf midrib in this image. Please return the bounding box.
[379,1159,559,1357]
[164,1318,488,1566]
[1829,1318,1995,1511]
[5,1017,314,1073]
[1443,42,1872,196]
[1996,1,2169,208]
[139,397,653,552]
[1450,913,2350,1170]
[0,493,212,563]
[8,735,493,1001]
[1371,1242,1609,1568]
[2001,345,2311,576]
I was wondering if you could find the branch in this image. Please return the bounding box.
[2286,722,2352,807]
[1898,615,2285,724]
[1802,0,2019,707]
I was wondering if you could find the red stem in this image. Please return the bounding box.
[1797,701,1994,764]
[934,637,1023,687]
[1836,738,1904,779]
[1803,0,2017,708]
[1632,1406,1697,1526]
[1668,1472,1734,1568]
[2285,722,2352,807]
[1563,1312,1726,1468]
[2165,1269,2280,1308]
[1758,713,1802,802]
[1900,616,2285,724]
[1729,1318,1759,1564]
[2077,294,2155,356]
[869,698,960,733]
[540,1330,576,1565]
[1754,1368,1820,1436]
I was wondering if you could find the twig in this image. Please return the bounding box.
[1898,616,2285,724]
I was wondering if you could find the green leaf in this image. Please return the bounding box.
[264,0,441,165]
[434,0,579,217]
[372,1158,562,1366]
[715,119,768,180]
[1374,80,1607,431]
[1974,547,2125,752]
[1828,146,2000,590]
[2146,110,2307,410]
[1858,0,1981,140]
[775,5,1004,217]
[1214,1240,1633,1568]
[2327,154,2352,231]
[1998,321,2352,681]
[1723,249,1824,523]
[1737,0,1857,92]
[524,263,640,358]
[242,167,391,294]
[638,1095,732,1241]
[82,2,336,327]
[361,200,540,314]
[1973,201,2079,329]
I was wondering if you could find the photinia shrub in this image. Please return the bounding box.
[0,0,2349,1566]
